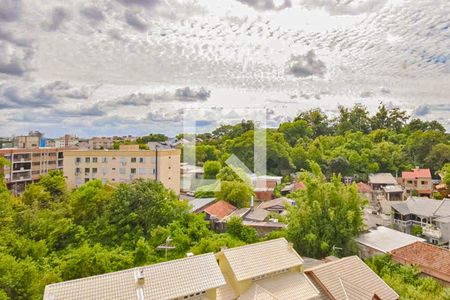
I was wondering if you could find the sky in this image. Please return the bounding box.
[0,0,449,137]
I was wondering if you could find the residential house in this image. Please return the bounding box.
[63,144,180,194]
[355,226,425,259]
[88,136,114,149]
[187,197,216,213]
[280,181,306,196]
[13,131,44,148]
[368,173,398,190]
[258,197,296,215]
[44,253,226,300]
[381,185,404,201]
[54,134,79,148]
[390,241,450,285]
[305,256,399,300]
[401,168,433,197]
[202,200,237,231]
[356,182,373,203]
[392,197,450,246]
[252,175,282,201]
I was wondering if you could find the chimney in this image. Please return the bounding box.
[135,268,145,285]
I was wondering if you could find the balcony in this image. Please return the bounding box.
[12,172,31,181]
[423,225,442,239]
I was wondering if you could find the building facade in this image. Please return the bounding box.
[401,168,433,197]
[0,147,65,194]
[88,137,114,149]
[63,145,180,193]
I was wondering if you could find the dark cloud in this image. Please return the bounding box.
[286,50,327,78]
[124,11,148,31]
[300,0,387,15]
[80,5,105,23]
[236,0,291,11]
[0,44,33,76]
[44,7,71,31]
[413,104,430,116]
[0,0,22,22]
[175,87,211,101]
[0,28,31,47]
[112,87,211,107]
[116,0,160,7]
[0,81,90,109]
[52,104,105,118]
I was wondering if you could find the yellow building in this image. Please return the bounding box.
[63,144,180,194]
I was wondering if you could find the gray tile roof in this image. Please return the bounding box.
[305,256,399,300]
[188,197,216,212]
[392,197,450,217]
[221,238,303,281]
[368,173,398,185]
[44,253,225,300]
[245,208,270,222]
[355,226,425,253]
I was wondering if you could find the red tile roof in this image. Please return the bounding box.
[293,181,306,191]
[390,242,450,283]
[357,182,373,193]
[402,168,431,179]
[203,200,236,220]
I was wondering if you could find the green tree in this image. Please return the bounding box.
[203,161,221,179]
[227,216,259,243]
[425,143,450,172]
[287,161,365,258]
[37,170,67,200]
[196,145,220,165]
[21,184,52,208]
[439,163,450,186]
[279,119,313,146]
[294,109,332,137]
[335,104,371,134]
[215,181,254,208]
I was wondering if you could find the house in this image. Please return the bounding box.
[202,200,237,232]
[280,181,306,196]
[368,173,398,190]
[187,197,216,213]
[43,253,226,300]
[216,238,327,299]
[252,176,281,201]
[381,185,404,201]
[356,182,373,202]
[258,197,296,215]
[305,256,399,300]
[355,226,425,259]
[392,197,450,246]
[401,168,433,197]
[390,241,450,285]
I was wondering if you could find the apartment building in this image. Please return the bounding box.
[88,137,114,149]
[0,147,65,194]
[54,134,79,148]
[63,145,180,194]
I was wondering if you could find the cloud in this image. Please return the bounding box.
[300,0,387,15]
[116,0,160,7]
[0,0,22,22]
[413,104,431,116]
[111,87,211,107]
[0,28,31,47]
[0,81,91,109]
[124,11,148,31]
[174,87,211,101]
[236,0,292,11]
[80,5,105,23]
[43,7,71,31]
[286,50,327,78]
[146,109,183,122]
[360,91,373,98]
[52,104,106,117]
[0,43,33,76]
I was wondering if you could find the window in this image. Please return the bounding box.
[407,180,413,184]
[75,167,80,175]
[92,157,98,163]
[85,168,90,174]
[421,181,427,185]
[152,168,156,174]
[92,168,98,174]
[119,168,126,174]
[131,168,136,174]
[112,168,116,171]
[131,157,137,163]
[112,157,116,160]
[75,157,81,163]
[102,157,108,163]
[139,157,145,163]
[85,157,90,163]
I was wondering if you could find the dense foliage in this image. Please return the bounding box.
[367,255,450,300]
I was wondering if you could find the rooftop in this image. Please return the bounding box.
[305,256,399,300]
[219,238,303,281]
[355,226,425,253]
[356,182,373,193]
[392,197,450,217]
[187,197,216,213]
[244,208,270,222]
[368,173,398,185]
[44,253,225,300]
[258,197,295,210]
[402,168,432,179]
[390,242,450,283]
[382,185,404,193]
[203,200,236,220]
